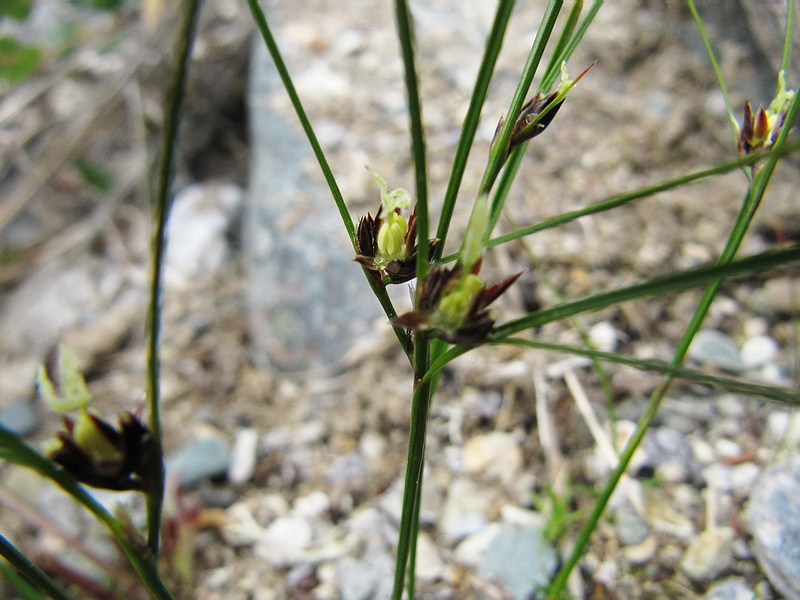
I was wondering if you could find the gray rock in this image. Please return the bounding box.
[337,557,377,600]
[688,330,746,373]
[245,37,381,371]
[0,401,40,436]
[476,524,558,600]
[614,506,650,546]
[745,455,800,600]
[166,437,231,487]
[703,578,755,600]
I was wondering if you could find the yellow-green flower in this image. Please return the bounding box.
[393,195,521,344]
[38,346,156,491]
[355,167,436,284]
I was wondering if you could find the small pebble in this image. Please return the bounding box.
[461,432,523,485]
[740,335,779,369]
[688,330,746,373]
[680,527,734,583]
[703,578,755,600]
[0,401,40,436]
[167,437,231,488]
[228,427,258,485]
[476,524,558,600]
[745,455,800,600]
[336,557,376,600]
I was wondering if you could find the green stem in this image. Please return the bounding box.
[437,138,800,262]
[246,0,410,355]
[434,0,516,258]
[0,427,175,599]
[392,332,434,600]
[546,71,800,599]
[145,0,202,556]
[0,534,74,600]
[393,0,430,281]
[482,0,563,200]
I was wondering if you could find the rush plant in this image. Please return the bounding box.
[0,1,798,599]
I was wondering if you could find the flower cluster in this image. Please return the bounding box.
[737,70,795,156]
[355,167,436,284]
[494,61,593,155]
[393,195,521,344]
[38,346,158,491]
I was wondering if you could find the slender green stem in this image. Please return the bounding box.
[493,244,799,338]
[247,0,355,243]
[438,138,800,263]
[781,0,795,76]
[540,0,582,90]
[392,332,434,600]
[434,0,516,258]
[540,0,603,91]
[0,427,175,600]
[483,0,563,202]
[546,74,800,600]
[393,0,430,281]
[422,338,798,406]
[145,0,202,556]
[247,0,410,355]
[687,0,739,145]
[0,534,74,600]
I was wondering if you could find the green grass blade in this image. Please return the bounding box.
[493,244,800,338]
[781,0,795,75]
[145,0,202,556]
[393,0,430,281]
[0,427,175,600]
[391,344,436,600]
[434,0,516,258]
[0,535,75,600]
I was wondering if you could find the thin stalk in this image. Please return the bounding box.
[482,0,563,200]
[438,138,800,263]
[246,0,409,355]
[487,141,526,236]
[393,0,430,281]
[0,535,74,600]
[546,76,800,599]
[540,0,582,90]
[392,332,435,600]
[0,427,175,600]
[247,0,354,242]
[435,0,516,258]
[492,244,799,338]
[145,0,202,555]
[781,0,795,76]
[687,0,739,145]
[540,0,603,91]
[422,338,799,406]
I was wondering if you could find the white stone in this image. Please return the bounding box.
[294,490,331,519]
[680,527,734,582]
[461,432,523,485]
[740,336,779,369]
[255,516,313,567]
[589,321,618,352]
[228,428,259,485]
